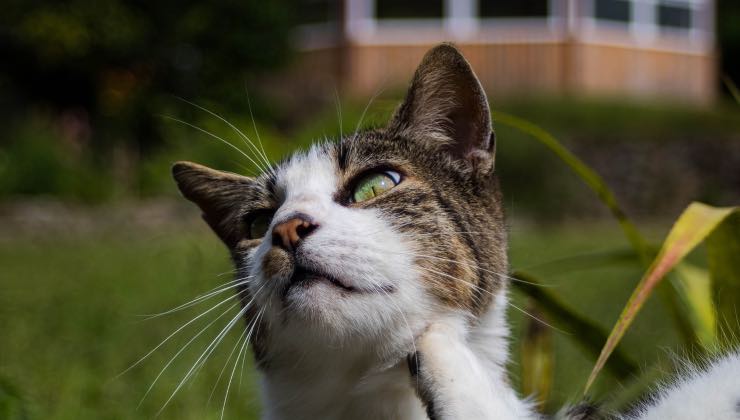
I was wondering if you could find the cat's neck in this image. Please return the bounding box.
[256,291,530,420]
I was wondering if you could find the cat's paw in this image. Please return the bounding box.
[406,320,469,420]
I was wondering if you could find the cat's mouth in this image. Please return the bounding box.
[282,265,357,297]
[281,264,395,299]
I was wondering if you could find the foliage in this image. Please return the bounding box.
[500,113,740,409]
[0,0,295,160]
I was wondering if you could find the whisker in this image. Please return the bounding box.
[414,265,568,334]
[507,300,569,335]
[116,293,240,380]
[139,276,253,320]
[175,96,272,172]
[187,287,268,382]
[334,87,343,138]
[238,306,264,392]
[353,87,385,140]
[207,316,252,406]
[244,89,274,174]
[160,115,264,175]
[347,86,386,158]
[402,252,552,287]
[137,299,242,408]
[156,284,266,416]
[221,307,265,420]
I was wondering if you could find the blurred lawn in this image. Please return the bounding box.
[0,216,685,419]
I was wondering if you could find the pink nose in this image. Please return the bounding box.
[271,214,318,252]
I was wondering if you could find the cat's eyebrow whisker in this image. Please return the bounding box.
[348,86,386,158]
[137,299,242,408]
[334,87,343,138]
[244,89,275,176]
[175,96,273,174]
[157,284,267,416]
[402,252,553,287]
[414,265,568,334]
[160,115,265,175]
[138,276,254,320]
[116,292,240,380]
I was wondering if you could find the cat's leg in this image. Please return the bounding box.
[408,319,535,420]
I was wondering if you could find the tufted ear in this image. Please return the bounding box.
[172,161,253,248]
[387,44,495,171]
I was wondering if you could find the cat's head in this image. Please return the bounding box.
[172,44,508,361]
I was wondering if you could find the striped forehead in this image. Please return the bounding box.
[275,144,338,200]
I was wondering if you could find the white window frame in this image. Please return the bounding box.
[296,0,713,51]
[578,0,713,52]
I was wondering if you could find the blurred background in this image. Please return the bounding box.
[1,0,739,418]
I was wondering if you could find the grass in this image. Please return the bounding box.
[0,215,688,419]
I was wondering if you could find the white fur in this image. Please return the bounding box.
[625,352,740,420]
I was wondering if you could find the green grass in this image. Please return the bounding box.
[0,218,684,419]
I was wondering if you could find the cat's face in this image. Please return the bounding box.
[173,44,508,364]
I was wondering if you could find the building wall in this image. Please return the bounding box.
[575,43,715,104]
[344,43,566,100]
[303,40,715,104]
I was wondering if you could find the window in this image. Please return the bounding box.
[376,0,444,19]
[657,2,692,29]
[479,0,549,18]
[594,0,632,22]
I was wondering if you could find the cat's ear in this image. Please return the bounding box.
[172,161,253,248]
[387,43,494,171]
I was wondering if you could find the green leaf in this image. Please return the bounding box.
[722,75,740,105]
[707,211,740,337]
[493,111,651,263]
[520,301,553,411]
[512,271,638,380]
[524,248,638,274]
[672,263,717,350]
[584,202,738,392]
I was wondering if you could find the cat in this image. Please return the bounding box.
[172,44,740,419]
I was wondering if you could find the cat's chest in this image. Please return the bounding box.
[260,361,427,420]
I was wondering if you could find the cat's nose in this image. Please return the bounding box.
[271,213,318,252]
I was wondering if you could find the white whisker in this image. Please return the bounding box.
[175,96,272,172]
[415,265,568,334]
[244,89,274,174]
[156,283,266,416]
[160,115,264,175]
[116,292,239,380]
[137,299,242,408]
[403,251,551,287]
[221,307,265,420]
[139,276,253,320]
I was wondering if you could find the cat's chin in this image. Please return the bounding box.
[275,275,394,337]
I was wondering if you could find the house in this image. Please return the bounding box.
[290,0,716,103]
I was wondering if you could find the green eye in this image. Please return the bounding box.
[352,171,401,203]
[248,211,274,239]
